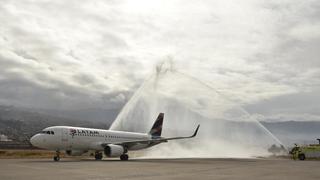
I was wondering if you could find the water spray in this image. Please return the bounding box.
[111,60,285,158]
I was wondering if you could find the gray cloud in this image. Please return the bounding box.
[0,0,319,121]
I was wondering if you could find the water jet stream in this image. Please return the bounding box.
[111,61,284,158]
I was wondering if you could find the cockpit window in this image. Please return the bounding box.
[40,130,54,135]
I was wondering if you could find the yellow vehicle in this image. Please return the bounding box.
[290,139,320,160]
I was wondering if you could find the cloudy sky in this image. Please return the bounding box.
[0,0,319,121]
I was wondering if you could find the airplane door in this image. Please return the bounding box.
[61,128,68,144]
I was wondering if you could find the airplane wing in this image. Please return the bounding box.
[101,125,200,148]
[156,124,200,141]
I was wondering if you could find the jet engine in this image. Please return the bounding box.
[66,150,87,156]
[104,144,125,157]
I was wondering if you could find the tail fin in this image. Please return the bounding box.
[149,113,164,137]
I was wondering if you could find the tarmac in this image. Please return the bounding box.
[0,158,320,180]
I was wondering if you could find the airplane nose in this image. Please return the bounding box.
[30,134,41,147]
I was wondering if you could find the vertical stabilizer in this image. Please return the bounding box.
[149,113,164,137]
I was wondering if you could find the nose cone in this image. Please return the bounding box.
[30,134,42,148]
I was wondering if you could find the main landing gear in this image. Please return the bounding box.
[53,151,60,161]
[95,151,103,160]
[120,154,129,161]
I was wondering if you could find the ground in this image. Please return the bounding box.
[0,158,320,180]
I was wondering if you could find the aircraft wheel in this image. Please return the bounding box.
[298,154,305,161]
[95,152,103,160]
[54,151,60,161]
[53,156,60,161]
[120,154,129,161]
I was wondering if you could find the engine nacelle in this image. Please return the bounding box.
[66,150,87,156]
[104,144,124,157]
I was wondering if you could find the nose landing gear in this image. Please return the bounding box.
[53,151,60,161]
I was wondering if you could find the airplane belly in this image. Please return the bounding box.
[69,137,90,150]
[70,135,105,150]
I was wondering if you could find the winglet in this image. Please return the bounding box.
[191,124,200,138]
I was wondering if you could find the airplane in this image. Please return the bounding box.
[30,113,200,161]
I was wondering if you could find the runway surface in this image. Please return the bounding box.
[0,158,320,180]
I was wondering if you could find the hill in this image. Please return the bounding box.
[261,121,320,146]
[0,105,112,142]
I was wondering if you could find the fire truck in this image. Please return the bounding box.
[290,139,320,160]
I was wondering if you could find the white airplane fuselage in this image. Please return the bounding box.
[31,126,151,152]
[30,113,199,161]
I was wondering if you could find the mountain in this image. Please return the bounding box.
[1,105,319,147]
[0,105,113,141]
[34,108,120,123]
[261,121,320,147]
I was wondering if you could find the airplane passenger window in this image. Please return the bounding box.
[46,131,50,134]
[51,131,54,135]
